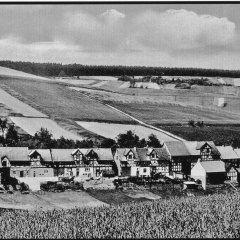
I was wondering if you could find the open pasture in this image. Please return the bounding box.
[76,121,179,142]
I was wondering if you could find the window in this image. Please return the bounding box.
[85,167,90,172]
[128,153,134,160]
[13,171,16,174]
[172,162,181,172]
[44,170,48,173]
[151,153,157,159]
[143,168,147,173]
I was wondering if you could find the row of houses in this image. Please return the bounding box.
[1,141,240,185]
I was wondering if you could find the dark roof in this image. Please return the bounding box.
[0,147,29,161]
[155,148,170,161]
[136,148,149,161]
[164,141,190,156]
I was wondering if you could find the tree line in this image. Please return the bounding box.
[0,119,162,150]
[1,60,240,78]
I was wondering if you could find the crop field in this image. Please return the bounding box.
[0,88,47,118]
[0,192,240,238]
[10,117,83,140]
[76,121,179,142]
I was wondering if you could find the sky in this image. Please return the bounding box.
[0,3,240,69]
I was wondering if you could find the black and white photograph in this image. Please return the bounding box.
[0,0,240,238]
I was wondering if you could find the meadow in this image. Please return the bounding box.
[0,80,134,124]
[0,192,240,238]
[10,117,83,141]
[76,121,179,142]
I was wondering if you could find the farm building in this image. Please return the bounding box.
[216,146,240,179]
[0,147,116,180]
[191,160,226,189]
[113,147,170,177]
[227,167,240,183]
[164,141,221,177]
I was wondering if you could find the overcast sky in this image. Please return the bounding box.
[0,3,240,69]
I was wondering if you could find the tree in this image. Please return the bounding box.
[196,121,204,128]
[58,70,67,78]
[100,138,116,148]
[117,130,140,148]
[147,134,162,147]
[5,124,19,146]
[33,127,54,148]
[188,120,195,127]
[0,118,8,138]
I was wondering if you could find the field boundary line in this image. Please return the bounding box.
[70,88,185,141]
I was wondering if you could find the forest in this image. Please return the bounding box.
[1,60,240,78]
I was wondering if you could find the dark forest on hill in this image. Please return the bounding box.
[1,60,240,78]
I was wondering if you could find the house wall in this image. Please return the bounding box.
[191,162,206,189]
[29,167,54,178]
[133,167,151,177]
[10,166,31,178]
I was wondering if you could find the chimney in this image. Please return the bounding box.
[133,147,136,152]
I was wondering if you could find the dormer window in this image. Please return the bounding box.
[128,152,134,160]
[151,153,157,159]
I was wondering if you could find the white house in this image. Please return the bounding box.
[191,160,226,190]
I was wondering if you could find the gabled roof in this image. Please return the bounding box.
[0,147,29,161]
[29,149,53,162]
[91,148,113,161]
[114,148,138,161]
[155,148,170,161]
[184,141,199,155]
[234,148,240,158]
[217,146,240,160]
[196,141,220,155]
[164,141,190,156]
[136,148,150,162]
[50,149,74,162]
[135,148,170,161]
[201,161,225,173]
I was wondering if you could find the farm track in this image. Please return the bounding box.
[70,88,185,141]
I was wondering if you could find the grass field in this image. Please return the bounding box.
[0,66,49,81]
[76,121,179,142]
[0,88,47,118]
[10,117,83,140]
[0,80,134,123]
[0,192,240,238]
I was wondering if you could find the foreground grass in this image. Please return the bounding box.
[1,192,240,238]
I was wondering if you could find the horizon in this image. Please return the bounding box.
[0,3,240,70]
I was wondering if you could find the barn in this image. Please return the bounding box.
[191,160,226,190]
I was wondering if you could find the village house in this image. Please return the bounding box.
[191,160,226,190]
[0,147,116,180]
[113,147,170,177]
[216,146,240,181]
[0,147,30,180]
[164,141,221,178]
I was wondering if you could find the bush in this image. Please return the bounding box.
[188,120,195,127]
